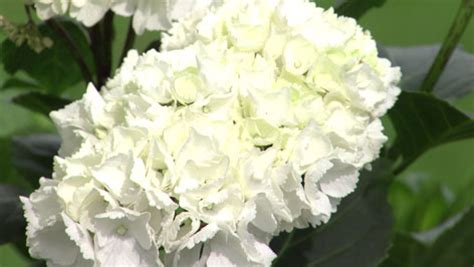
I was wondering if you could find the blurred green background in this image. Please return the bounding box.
[1,0,473,266]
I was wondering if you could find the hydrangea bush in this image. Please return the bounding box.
[2,0,473,266]
[20,0,401,266]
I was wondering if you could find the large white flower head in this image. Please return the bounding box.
[31,0,214,34]
[22,0,401,266]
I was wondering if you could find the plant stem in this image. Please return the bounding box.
[392,159,410,176]
[119,19,136,64]
[88,25,103,87]
[272,231,295,266]
[335,0,387,19]
[46,19,95,86]
[420,0,474,93]
[103,11,114,81]
[24,4,34,23]
[88,11,115,89]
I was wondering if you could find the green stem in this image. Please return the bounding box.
[420,0,474,93]
[335,0,387,19]
[103,11,114,81]
[392,158,411,176]
[272,231,295,266]
[88,11,114,89]
[47,19,95,86]
[88,25,104,87]
[24,4,34,23]
[119,18,136,64]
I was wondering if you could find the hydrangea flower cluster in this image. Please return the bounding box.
[30,0,214,34]
[22,0,401,266]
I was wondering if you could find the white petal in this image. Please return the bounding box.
[94,209,159,266]
[70,0,110,27]
[167,0,216,20]
[95,235,159,267]
[291,122,333,173]
[238,201,276,266]
[50,84,107,157]
[133,0,171,34]
[207,232,254,267]
[21,178,61,231]
[319,161,359,198]
[111,0,137,16]
[252,196,278,233]
[28,220,79,266]
[171,224,219,267]
[91,154,141,203]
[62,213,95,260]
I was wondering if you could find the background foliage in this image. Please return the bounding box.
[0,0,473,266]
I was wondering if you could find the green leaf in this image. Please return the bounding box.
[31,260,46,267]
[0,90,55,138]
[421,208,474,267]
[1,78,42,92]
[450,176,474,216]
[385,45,474,100]
[0,19,93,95]
[13,92,71,116]
[145,39,162,52]
[382,208,474,267]
[140,30,162,54]
[334,0,387,19]
[271,160,394,267]
[0,184,26,245]
[0,138,33,191]
[388,173,455,232]
[11,134,60,188]
[0,244,32,267]
[379,234,426,267]
[388,91,474,173]
[413,211,463,245]
[417,0,474,93]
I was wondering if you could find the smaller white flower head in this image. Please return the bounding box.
[31,0,216,34]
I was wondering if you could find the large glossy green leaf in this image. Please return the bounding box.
[0,244,32,267]
[12,92,71,117]
[334,0,387,19]
[271,160,394,267]
[385,45,474,100]
[0,78,42,92]
[422,208,474,267]
[379,234,426,267]
[382,208,474,267]
[145,39,162,53]
[388,173,455,232]
[388,91,474,173]
[0,138,33,191]
[449,176,474,216]
[12,134,60,188]
[0,19,93,95]
[413,210,464,245]
[0,184,26,245]
[0,91,54,138]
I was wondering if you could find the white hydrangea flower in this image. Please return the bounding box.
[31,0,215,34]
[23,0,401,266]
